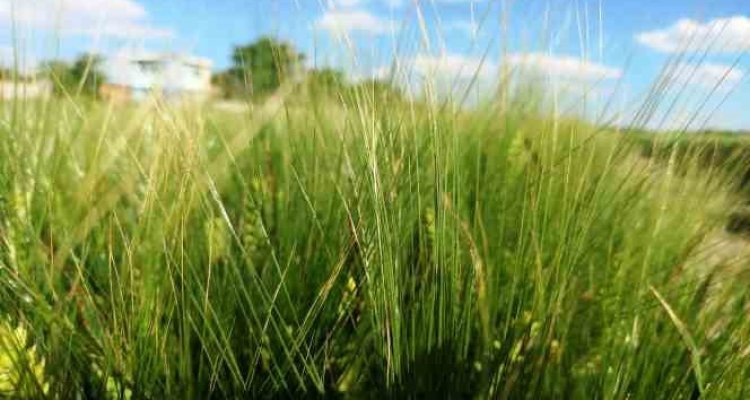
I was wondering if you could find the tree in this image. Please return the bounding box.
[0,67,30,81]
[70,54,105,97]
[305,68,346,95]
[41,60,73,95]
[217,37,305,98]
[43,53,106,97]
[211,70,238,99]
[350,78,405,104]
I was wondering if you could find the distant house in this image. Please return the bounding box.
[102,51,213,102]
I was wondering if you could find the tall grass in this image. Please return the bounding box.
[0,72,748,398]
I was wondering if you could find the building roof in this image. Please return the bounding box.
[122,52,212,69]
[104,50,213,92]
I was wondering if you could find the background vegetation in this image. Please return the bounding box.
[0,26,749,400]
[41,53,106,98]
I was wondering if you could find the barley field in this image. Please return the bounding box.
[1,1,750,398]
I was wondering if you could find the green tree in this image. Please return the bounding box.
[305,68,346,95]
[0,67,29,81]
[43,53,106,97]
[218,37,305,98]
[70,53,105,97]
[41,60,73,95]
[211,70,238,99]
[350,78,405,104]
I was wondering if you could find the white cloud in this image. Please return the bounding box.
[387,52,621,84]
[506,53,622,81]
[666,63,744,90]
[327,0,364,7]
[383,0,405,7]
[413,53,496,79]
[366,54,497,103]
[444,20,479,36]
[370,65,392,80]
[80,23,172,39]
[636,16,750,53]
[0,0,173,39]
[315,9,395,35]
[326,0,404,9]
[328,0,480,9]
[374,51,620,104]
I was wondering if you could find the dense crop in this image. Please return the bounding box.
[0,80,748,398]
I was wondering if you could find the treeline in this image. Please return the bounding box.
[212,36,402,101]
[0,53,106,97]
[6,36,400,101]
[42,54,106,97]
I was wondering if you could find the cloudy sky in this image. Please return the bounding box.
[1,0,749,130]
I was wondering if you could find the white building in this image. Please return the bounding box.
[103,51,213,102]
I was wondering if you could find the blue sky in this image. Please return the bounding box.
[1,0,749,130]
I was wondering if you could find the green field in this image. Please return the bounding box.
[1,79,750,398]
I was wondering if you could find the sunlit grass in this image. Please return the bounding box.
[0,68,748,398]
